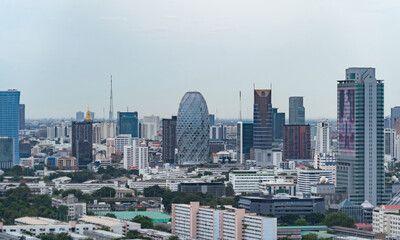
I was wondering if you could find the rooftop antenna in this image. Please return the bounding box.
[109,75,114,123]
[127,106,129,112]
[239,91,242,121]
[253,83,255,90]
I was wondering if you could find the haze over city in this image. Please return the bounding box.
[2,0,400,119]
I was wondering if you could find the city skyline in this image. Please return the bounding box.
[2,1,400,119]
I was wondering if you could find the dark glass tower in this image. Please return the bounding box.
[237,121,253,163]
[0,89,20,165]
[272,108,285,143]
[253,89,272,149]
[162,116,177,164]
[117,112,138,137]
[0,137,14,169]
[283,124,311,160]
[72,110,93,168]
[289,96,305,125]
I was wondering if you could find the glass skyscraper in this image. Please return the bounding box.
[0,90,20,165]
[272,108,285,143]
[162,116,177,164]
[117,112,138,137]
[177,91,210,165]
[336,68,389,206]
[237,121,253,164]
[289,96,305,125]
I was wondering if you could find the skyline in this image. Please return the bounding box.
[2,1,400,119]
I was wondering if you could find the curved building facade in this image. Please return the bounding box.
[177,91,210,165]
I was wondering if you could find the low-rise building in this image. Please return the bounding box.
[171,201,277,240]
[52,194,86,220]
[178,182,226,197]
[259,179,296,196]
[372,204,400,238]
[78,215,140,235]
[229,170,275,195]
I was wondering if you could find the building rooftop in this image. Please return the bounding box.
[78,216,126,227]
[15,217,66,226]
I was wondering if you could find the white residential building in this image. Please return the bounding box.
[123,144,149,171]
[297,170,333,194]
[229,170,275,195]
[115,134,132,153]
[171,202,277,240]
[372,205,400,238]
[315,119,330,154]
[142,115,160,140]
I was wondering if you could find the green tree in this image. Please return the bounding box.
[225,183,235,197]
[323,212,354,228]
[105,213,117,218]
[279,214,300,225]
[92,187,116,198]
[125,230,141,239]
[132,215,154,229]
[168,236,179,240]
[305,213,325,225]
[55,232,72,240]
[143,185,166,197]
[295,218,308,226]
[301,233,318,240]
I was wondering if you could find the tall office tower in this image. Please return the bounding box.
[106,138,115,159]
[283,125,311,160]
[72,109,93,168]
[0,89,20,165]
[123,143,149,171]
[289,96,305,125]
[209,114,215,126]
[272,108,285,143]
[209,125,226,140]
[47,126,57,139]
[143,115,160,139]
[117,112,138,137]
[19,104,25,130]
[162,116,177,164]
[102,122,115,139]
[384,128,396,159]
[92,123,102,144]
[391,107,400,129]
[177,91,210,165]
[336,67,389,206]
[253,89,273,166]
[236,121,253,164]
[315,119,330,154]
[76,111,84,122]
[384,117,391,129]
[0,137,14,168]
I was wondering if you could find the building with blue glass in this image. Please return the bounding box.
[117,112,138,137]
[0,89,20,165]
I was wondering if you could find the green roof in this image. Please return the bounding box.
[95,211,171,223]
[277,226,328,229]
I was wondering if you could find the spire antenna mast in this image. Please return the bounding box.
[109,75,114,123]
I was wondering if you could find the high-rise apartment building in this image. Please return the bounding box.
[115,134,132,153]
[177,91,210,165]
[19,104,25,130]
[315,119,330,154]
[171,202,277,240]
[142,115,160,140]
[72,109,93,168]
[209,124,226,140]
[289,96,305,125]
[283,124,311,160]
[391,107,400,129]
[123,143,149,171]
[162,116,177,164]
[336,67,389,206]
[272,108,285,143]
[0,137,14,168]
[384,128,396,158]
[106,138,115,159]
[236,121,254,164]
[253,89,273,166]
[0,89,20,165]
[117,112,138,137]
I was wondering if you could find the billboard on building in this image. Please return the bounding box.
[338,87,355,157]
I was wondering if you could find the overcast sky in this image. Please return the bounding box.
[1,0,400,120]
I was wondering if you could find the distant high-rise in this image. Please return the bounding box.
[19,104,25,130]
[210,125,226,140]
[336,67,389,206]
[209,114,215,126]
[289,96,305,125]
[391,107,400,129]
[143,115,160,140]
[0,89,20,165]
[315,119,330,154]
[253,89,273,166]
[72,109,93,168]
[177,91,210,165]
[384,128,396,159]
[283,124,311,160]
[162,116,177,164]
[0,137,14,169]
[237,121,253,164]
[117,112,138,137]
[272,108,285,143]
[76,111,84,122]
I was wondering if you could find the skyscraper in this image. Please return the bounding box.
[237,121,253,164]
[19,104,25,130]
[391,107,400,129]
[272,108,285,143]
[289,96,305,125]
[315,119,330,154]
[117,112,138,137]
[177,91,210,165]
[143,115,160,140]
[72,109,93,168]
[336,67,389,206]
[162,116,177,164]
[76,111,84,122]
[283,124,311,160]
[0,137,14,168]
[0,89,20,165]
[253,89,273,166]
